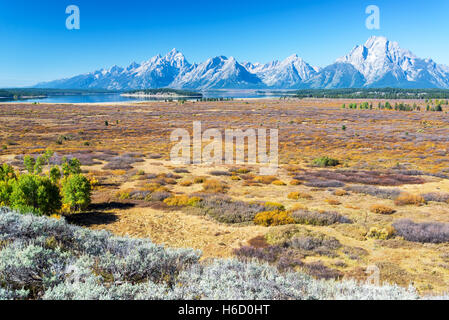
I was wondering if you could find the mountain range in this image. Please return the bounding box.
[35,36,449,90]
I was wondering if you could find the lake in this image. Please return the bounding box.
[1,90,294,104]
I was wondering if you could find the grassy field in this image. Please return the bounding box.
[1,98,448,295]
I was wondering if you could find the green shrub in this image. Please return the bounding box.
[312,156,340,167]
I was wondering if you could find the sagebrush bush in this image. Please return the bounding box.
[0,208,441,300]
[291,210,351,226]
[202,179,228,193]
[392,219,449,243]
[344,185,402,200]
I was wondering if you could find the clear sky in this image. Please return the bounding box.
[0,0,448,87]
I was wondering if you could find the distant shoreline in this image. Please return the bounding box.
[121,93,202,98]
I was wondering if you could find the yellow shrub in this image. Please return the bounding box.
[264,202,285,211]
[253,175,277,184]
[394,193,426,206]
[254,210,294,227]
[366,226,395,240]
[231,175,241,181]
[370,204,396,215]
[272,180,286,186]
[187,196,202,206]
[164,195,189,207]
[290,179,302,185]
[193,177,206,184]
[288,192,300,200]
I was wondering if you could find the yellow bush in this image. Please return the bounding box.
[231,175,241,181]
[187,196,202,206]
[366,226,395,240]
[288,192,300,200]
[370,204,396,215]
[164,195,190,207]
[254,210,294,227]
[193,177,206,184]
[394,193,426,206]
[264,202,285,211]
[290,179,302,185]
[272,180,286,186]
[253,175,277,184]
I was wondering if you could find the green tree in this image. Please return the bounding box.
[62,174,91,212]
[61,157,82,177]
[49,166,62,184]
[10,174,62,216]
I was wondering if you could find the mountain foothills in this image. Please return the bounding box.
[36,37,449,90]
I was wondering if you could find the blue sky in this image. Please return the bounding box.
[0,0,448,87]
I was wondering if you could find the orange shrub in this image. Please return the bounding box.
[202,179,228,193]
[370,204,396,215]
[290,179,302,185]
[334,189,348,196]
[253,175,277,184]
[164,195,189,206]
[272,180,286,186]
[394,193,426,206]
[326,199,341,206]
[254,210,294,227]
[179,180,193,187]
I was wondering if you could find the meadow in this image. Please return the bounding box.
[1,98,449,298]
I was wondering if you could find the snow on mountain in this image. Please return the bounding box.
[171,56,263,89]
[246,54,318,88]
[35,37,449,90]
[334,36,449,88]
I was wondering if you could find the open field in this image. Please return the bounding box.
[1,98,449,295]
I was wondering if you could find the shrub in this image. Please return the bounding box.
[62,174,92,212]
[291,210,351,226]
[209,170,231,176]
[312,156,340,167]
[149,191,172,202]
[370,205,396,215]
[0,164,15,182]
[334,189,348,196]
[193,177,206,184]
[394,193,426,206]
[202,179,228,194]
[179,180,193,187]
[325,199,341,206]
[421,192,449,203]
[10,174,62,216]
[366,226,395,240]
[164,195,190,207]
[264,202,285,211]
[304,179,345,188]
[288,192,300,200]
[290,179,302,185]
[272,180,286,186]
[344,185,402,200]
[194,195,267,224]
[0,209,431,300]
[392,219,449,243]
[254,210,294,227]
[253,175,277,184]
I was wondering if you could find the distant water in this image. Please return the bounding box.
[1,90,293,104]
